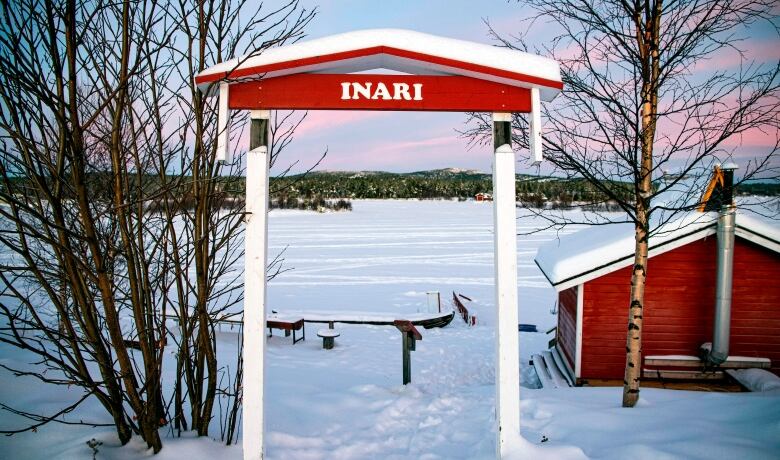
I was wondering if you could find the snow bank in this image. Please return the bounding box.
[727,369,780,392]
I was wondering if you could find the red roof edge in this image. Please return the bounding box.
[194,46,564,91]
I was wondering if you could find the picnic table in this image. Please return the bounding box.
[267,318,305,344]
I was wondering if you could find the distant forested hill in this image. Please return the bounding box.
[269,168,779,203]
[6,169,776,210]
[740,182,780,197]
[269,168,638,206]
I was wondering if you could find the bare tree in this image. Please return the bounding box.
[0,0,172,451]
[161,0,315,439]
[464,0,779,406]
[0,0,316,452]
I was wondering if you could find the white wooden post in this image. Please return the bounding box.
[217,83,232,162]
[492,112,520,458]
[244,109,270,460]
[529,87,543,164]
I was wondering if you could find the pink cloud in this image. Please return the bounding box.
[721,125,780,148]
[321,134,492,172]
[275,109,495,173]
[366,135,457,154]
[229,110,392,153]
[656,90,779,150]
[292,110,394,136]
[693,39,779,72]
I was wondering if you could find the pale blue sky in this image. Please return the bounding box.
[261,1,779,175]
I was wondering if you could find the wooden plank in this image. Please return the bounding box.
[552,346,576,387]
[529,87,543,163]
[557,286,577,371]
[645,355,771,369]
[720,360,770,369]
[452,291,470,324]
[216,83,231,162]
[643,369,725,380]
[401,333,411,384]
[542,350,570,388]
[644,356,701,367]
[228,74,532,112]
[532,354,557,389]
[393,320,422,340]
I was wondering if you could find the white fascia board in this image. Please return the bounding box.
[736,227,780,253]
[529,87,543,163]
[735,215,780,253]
[216,83,230,163]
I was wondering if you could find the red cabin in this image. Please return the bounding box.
[535,211,780,384]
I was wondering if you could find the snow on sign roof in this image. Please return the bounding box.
[535,212,780,292]
[194,28,563,101]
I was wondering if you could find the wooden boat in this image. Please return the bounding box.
[301,311,455,329]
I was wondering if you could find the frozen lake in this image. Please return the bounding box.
[265,199,577,328]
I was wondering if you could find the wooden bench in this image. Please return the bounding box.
[267,318,305,344]
[316,329,340,349]
[644,355,771,369]
[643,354,771,380]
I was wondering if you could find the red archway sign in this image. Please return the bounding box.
[195,28,562,460]
[228,74,533,112]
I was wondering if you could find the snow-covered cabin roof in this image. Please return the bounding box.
[194,28,563,101]
[535,212,780,292]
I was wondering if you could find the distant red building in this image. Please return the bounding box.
[475,193,493,202]
[535,212,780,384]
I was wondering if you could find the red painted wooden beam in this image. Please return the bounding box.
[228,74,533,112]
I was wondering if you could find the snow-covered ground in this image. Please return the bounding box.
[1,200,779,459]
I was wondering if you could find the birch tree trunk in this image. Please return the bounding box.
[623,0,662,407]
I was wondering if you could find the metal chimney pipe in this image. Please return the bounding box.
[708,162,738,365]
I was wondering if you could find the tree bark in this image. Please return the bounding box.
[623,212,648,406]
[623,0,662,407]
